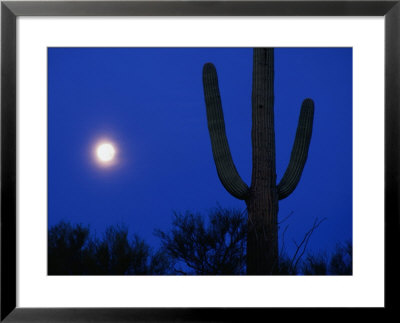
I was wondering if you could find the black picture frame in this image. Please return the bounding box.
[1,0,399,321]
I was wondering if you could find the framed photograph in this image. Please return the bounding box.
[1,0,399,321]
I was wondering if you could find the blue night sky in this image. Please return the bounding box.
[48,47,352,258]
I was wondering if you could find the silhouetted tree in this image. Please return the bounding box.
[301,241,352,275]
[48,221,171,275]
[48,221,91,275]
[277,253,299,275]
[91,226,142,275]
[302,253,329,275]
[156,208,334,275]
[48,216,352,276]
[328,241,352,275]
[156,208,247,275]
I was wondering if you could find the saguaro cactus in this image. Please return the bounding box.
[202,48,314,275]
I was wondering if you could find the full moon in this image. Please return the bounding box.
[95,142,116,164]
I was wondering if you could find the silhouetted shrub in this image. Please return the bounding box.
[48,213,352,276]
[278,253,299,275]
[48,221,91,275]
[300,241,352,275]
[155,208,247,275]
[302,253,329,275]
[328,241,352,275]
[48,221,171,275]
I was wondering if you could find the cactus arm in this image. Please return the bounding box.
[202,63,250,200]
[277,98,315,200]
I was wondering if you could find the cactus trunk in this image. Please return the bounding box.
[246,49,279,274]
[246,190,279,274]
[202,48,314,275]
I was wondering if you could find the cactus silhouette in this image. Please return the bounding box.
[202,48,314,274]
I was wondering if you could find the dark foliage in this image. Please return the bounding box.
[277,253,299,275]
[48,221,171,275]
[155,208,247,275]
[156,209,352,275]
[302,253,329,275]
[48,222,91,275]
[48,212,352,276]
[301,241,352,275]
[328,241,352,275]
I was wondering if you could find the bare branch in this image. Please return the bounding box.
[279,224,290,256]
[278,211,294,225]
[289,217,327,273]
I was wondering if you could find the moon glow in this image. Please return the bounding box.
[95,141,116,166]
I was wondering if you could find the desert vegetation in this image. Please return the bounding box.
[48,208,351,275]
